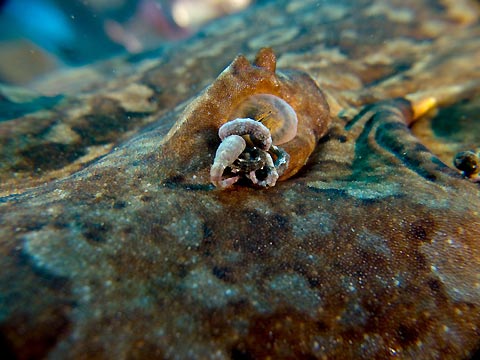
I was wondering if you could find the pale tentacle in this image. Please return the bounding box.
[218,118,272,150]
[247,170,259,185]
[256,153,279,187]
[211,135,246,188]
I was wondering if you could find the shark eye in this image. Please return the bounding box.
[228,94,298,145]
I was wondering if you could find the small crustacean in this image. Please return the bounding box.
[160,48,330,188]
[211,118,282,188]
[211,94,298,188]
[230,147,268,173]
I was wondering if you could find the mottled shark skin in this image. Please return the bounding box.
[1,0,480,359]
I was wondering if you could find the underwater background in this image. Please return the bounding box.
[0,0,253,85]
[1,0,480,359]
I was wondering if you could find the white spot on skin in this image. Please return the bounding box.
[291,211,334,239]
[355,231,392,258]
[266,273,322,313]
[307,180,400,200]
[164,213,203,248]
[182,267,239,309]
[364,3,414,23]
[247,26,300,49]
[105,83,156,113]
[423,231,480,305]
[45,123,81,144]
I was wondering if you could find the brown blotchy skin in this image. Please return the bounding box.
[1,0,480,359]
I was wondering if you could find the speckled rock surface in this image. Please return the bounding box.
[1,0,480,359]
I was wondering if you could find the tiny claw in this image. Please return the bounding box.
[256,152,279,187]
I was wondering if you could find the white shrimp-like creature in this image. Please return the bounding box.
[211,94,297,189]
[210,134,246,188]
[211,118,287,189]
